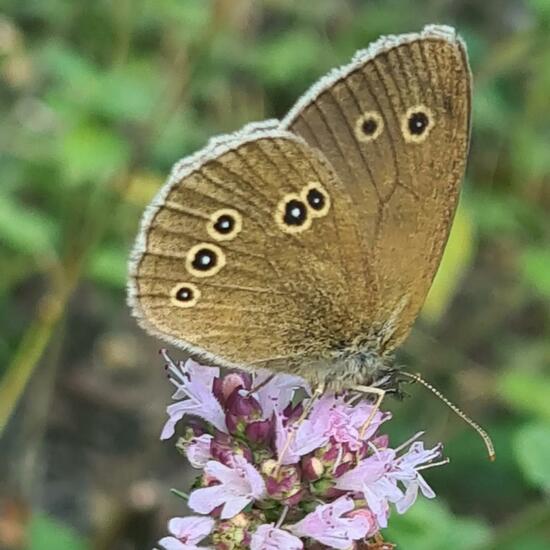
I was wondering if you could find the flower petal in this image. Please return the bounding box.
[168,516,215,543]
[185,435,213,468]
[251,524,303,550]
[188,484,230,515]
[157,536,187,550]
[290,497,368,550]
[254,371,309,419]
[220,495,252,519]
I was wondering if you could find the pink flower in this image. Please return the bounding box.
[389,441,441,514]
[188,455,266,519]
[185,434,212,469]
[334,441,442,527]
[250,524,303,550]
[161,355,226,439]
[335,449,400,528]
[315,396,390,451]
[275,411,329,465]
[156,352,448,548]
[157,516,214,550]
[289,496,371,549]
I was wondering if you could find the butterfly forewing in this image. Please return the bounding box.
[282,25,471,349]
[129,131,375,372]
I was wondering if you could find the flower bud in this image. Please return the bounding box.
[262,461,303,505]
[225,389,263,436]
[302,456,324,481]
[211,432,253,465]
[245,418,274,445]
[211,511,265,550]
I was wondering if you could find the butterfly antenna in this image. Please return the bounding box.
[400,371,496,462]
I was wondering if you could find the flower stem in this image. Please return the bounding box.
[170,489,190,501]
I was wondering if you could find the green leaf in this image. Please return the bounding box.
[497,370,550,421]
[385,499,492,550]
[514,422,550,491]
[28,514,88,550]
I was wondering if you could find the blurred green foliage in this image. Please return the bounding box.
[0,1,549,549]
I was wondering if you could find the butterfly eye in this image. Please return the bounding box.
[275,194,312,234]
[402,105,434,143]
[355,111,384,142]
[186,243,226,277]
[207,208,242,241]
[170,283,200,308]
[301,182,331,218]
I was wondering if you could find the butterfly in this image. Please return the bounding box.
[128,25,471,394]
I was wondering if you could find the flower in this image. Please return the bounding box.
[250,524,303,550]
[289,496,372,549]
[161,354,226,438]
[188,455,267,519]
[274,409,329,465]
[157,351,447,549]
[389,441,441,514]
[334,439,442,527]
[317,396,390,451]
[158,516,214,550]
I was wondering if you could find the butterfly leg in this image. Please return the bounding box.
[275,382,325,472]
[352,385,386,440]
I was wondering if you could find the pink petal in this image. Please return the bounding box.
[251,524,303,550]
[185,359,219,388]
[275,412,329,465]
[335,449,395,490]
[239,457,267,498]
[220,495,252,519]
[289,497,367,550]
[204,460,235,485]
[188,484,231,515]
[254,371,309,419]
[157,536,187,550]
[168,516,215,543]
[185,435,212,469]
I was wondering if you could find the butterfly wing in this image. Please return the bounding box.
[281,25,471,349]
[128,128,375,375]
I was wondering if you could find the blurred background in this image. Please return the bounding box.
[0,1,549,549]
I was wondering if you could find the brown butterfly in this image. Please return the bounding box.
[128,25,470,395]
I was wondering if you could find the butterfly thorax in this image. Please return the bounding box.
[300,336,398,393]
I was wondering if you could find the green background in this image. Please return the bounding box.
[0,1,549,548]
